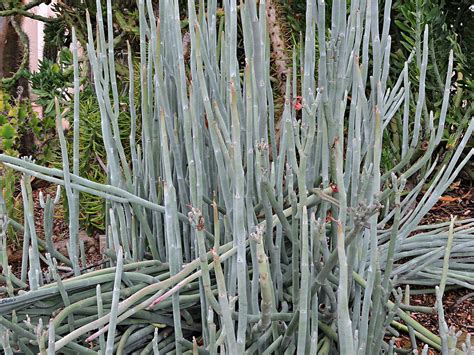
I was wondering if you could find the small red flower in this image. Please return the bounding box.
[325,210,334,224]
[330,183,339,193]
[292,96,303,111]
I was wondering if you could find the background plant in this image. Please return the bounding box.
[0,88,46,245]
[384,0,474,175]
[25,48,74,122]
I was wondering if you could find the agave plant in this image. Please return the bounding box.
[0,0,473,354]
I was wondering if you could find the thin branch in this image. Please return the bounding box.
[0,5,59,23]
[23,0,51,12]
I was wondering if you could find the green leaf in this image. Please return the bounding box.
[59,48,73,65]
[7,107,18,118]
[32,89,51,98]
[52,63,61,74]
[0,123,17,140]
[2,139,13,150]
[45,100,55,114]
[394,19,413,33]
[400,32,415,48]
[18,105,28,120]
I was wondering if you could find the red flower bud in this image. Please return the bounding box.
[292,96,303,111]
[325,210,333,223]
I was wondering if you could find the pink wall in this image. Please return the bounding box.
[21,1,56,115]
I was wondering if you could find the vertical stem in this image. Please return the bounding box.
[105,247,123,355]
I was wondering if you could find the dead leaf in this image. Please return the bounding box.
[449,180,461,190]
[438,196,461,203]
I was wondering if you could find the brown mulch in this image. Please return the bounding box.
[395,179,474,352]
[420,180,474,224]
[6,181,102,275]
[409,288,474,335]
[395,288,474,353]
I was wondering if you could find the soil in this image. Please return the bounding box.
[393,288,474,352]
[410,288,474,334]
[6,182,103,275]
[396,180,474,352]
[419,180,474,225]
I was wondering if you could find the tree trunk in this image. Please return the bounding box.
[0,17,9,79]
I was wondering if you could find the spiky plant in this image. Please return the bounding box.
[0,0,473,354]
